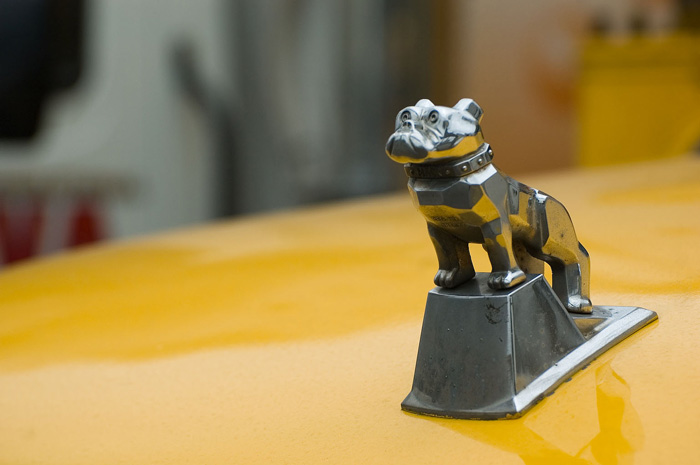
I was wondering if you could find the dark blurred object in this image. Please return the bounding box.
[0,0,85,140]
[171,40,236,218]
[679,0,700,30]
[224,0,431,215]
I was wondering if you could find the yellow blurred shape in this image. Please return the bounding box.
[578,34,700,165]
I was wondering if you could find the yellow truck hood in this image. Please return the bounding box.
[1,157,699,464]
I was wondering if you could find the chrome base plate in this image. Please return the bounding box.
[401,275,658,420]
[508,305,657,418]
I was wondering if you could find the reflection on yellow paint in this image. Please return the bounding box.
[584,365,644,465]
[426,361,643,465]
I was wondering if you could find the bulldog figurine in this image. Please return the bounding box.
[386,98,592,313]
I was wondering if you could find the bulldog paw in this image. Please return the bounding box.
[434,267,475,288]
[565,296,593,314]
[488,269,526,290]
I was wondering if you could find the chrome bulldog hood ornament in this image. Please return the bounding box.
[386,98,485,163]
[387,98,657,419]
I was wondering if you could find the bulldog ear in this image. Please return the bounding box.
[415,99,434,108]
[454,98,483,122]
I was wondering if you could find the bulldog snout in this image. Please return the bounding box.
[400,120,422,132]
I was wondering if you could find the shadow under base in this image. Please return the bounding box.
[401,273,657,420]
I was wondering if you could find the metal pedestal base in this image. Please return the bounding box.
[401,273,657,420]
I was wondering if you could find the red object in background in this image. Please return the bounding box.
[0,196,44,264]
[0,196,105,266]
[67,199,103,247]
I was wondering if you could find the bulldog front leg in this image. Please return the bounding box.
[480,218,525,289]
[427,223,475,288]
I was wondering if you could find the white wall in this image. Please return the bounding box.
[0,0,231,238]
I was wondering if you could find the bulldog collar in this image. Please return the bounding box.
[404,144,493,179]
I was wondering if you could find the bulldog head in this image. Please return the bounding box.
[385,98,485,164]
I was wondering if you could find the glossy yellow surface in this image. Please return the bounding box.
[2,156,700,464]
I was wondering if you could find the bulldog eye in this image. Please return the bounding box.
[428,111,439,124]
[400,111,411,122]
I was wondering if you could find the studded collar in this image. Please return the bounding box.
[404,143,493,179]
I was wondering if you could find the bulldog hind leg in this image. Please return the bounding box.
[530,194,592,313]
[513,241,544,276]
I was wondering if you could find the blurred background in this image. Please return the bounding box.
[0,0,698,265]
